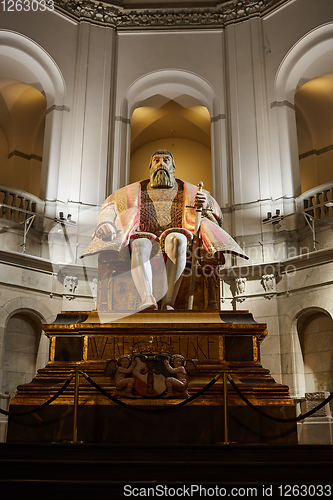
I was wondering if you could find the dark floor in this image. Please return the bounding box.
[0,442,332,499]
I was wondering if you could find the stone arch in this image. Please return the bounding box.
[0,297,55,391]
[1,311,42,395]
[0,296,55,327]
[0,30,65,106]
[0,30,66,200]
[280,294,333,397]
[296,307,333,394]
[125,70,217,116]
[275,23,333,103]
[273,23,333,198]
[112,69,225,204]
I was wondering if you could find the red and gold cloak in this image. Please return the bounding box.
[80,179,248,262]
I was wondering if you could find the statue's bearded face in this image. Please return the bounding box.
[149,154,175,188]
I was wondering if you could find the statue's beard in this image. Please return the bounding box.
[150,168,175,188]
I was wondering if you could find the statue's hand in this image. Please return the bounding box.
[95,223,117,240]
[194,191,207,209]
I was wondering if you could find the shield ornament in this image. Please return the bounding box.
[132,354,169,397]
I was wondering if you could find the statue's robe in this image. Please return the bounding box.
[81,179,248,264]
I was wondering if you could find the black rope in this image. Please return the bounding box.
[0,374,74,417]
[227,374,333,423]
[4,369,330,423]
[81,371,220,412]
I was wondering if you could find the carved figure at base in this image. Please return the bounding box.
[164,354,190,399]
[112,355,137,398]
[81,149,248,311]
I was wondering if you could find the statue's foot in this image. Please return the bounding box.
[161,303,174,311]
[173,391,190,399]
[115,390,134,398]
[164,392,174,398]
[138,295,158,311]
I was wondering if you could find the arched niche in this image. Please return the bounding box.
[0,31,66,201]
[274,23,333,199]
[0,78,46,197]
[297,307,333,393]
[1,310,48,395]
[295,72,333,193]
[112,70,225,204]
[280,295,333,398]
[130,96,212,192]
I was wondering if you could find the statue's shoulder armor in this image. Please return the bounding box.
[103,181,141,208]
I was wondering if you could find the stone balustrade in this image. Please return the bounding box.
[0,185,44,231]
[296,181,333,220]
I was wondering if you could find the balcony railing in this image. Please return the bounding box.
[0,185,44,231]
[296,181,333,220]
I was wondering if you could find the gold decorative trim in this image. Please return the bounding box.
[49,336,56,362]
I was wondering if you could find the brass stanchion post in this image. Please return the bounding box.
[223,370,229,444]
[71,368,83,444]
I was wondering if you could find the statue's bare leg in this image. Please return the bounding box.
[161,233,187,310]
[165,377,189,398]
[113,377,135,398]
[124,377,135,396]
[130,238,157,309]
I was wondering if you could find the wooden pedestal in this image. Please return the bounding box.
[7,310,297,444]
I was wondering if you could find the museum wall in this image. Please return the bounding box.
[0,0,333,441]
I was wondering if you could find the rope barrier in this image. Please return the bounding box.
[0,374,74,417]
[80,371,221,412]
[227,373,333,423]
[1,370,331,424]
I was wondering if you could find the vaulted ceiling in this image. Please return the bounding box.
[131,96,211,153]
[0,78,46,154]
[295,72,333,154]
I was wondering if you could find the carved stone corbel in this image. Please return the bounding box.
[261,274,275,299]
[235,277,247,302]
[64,275,78,299]
[90,277,98,306]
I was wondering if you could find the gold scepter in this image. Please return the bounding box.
[188,181,204,310]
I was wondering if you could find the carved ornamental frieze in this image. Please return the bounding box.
[54,0,289,29]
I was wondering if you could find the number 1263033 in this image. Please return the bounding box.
[278,484,331,497]
[1,0,54,11]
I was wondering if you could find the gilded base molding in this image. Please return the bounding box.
[11,309,292,407]
[7,309,297,444]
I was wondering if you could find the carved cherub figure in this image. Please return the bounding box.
[163,354,190,399]
[112,355,137,398]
